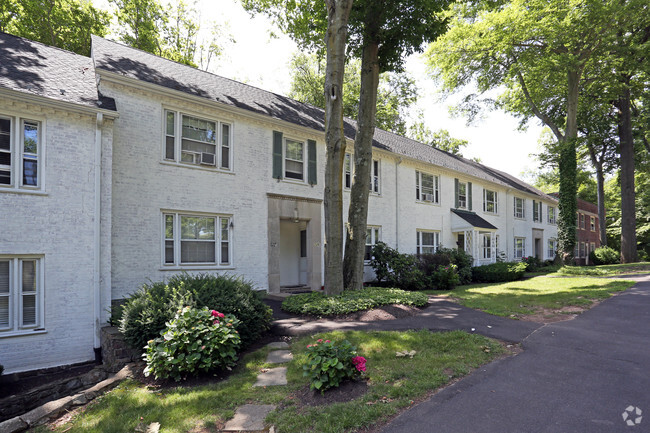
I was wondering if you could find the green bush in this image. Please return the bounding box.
[471,262,527,283]
[521,256,543,272]
[433,247,474,285]
[303,339,365,392]
[120,273,272,350]
[589,246,619,265]
[430,264,461,290]
[282,287,428,316]
[143,307,241,381]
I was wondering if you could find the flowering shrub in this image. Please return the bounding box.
[303,339,365,392]
[143,306,241,381]
[430,263,461,290]
[521,256,542,272]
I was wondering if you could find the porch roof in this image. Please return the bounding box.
[451,209,498,231]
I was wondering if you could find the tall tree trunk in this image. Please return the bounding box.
[587,144,608,246]
[342,40,379,290]
[617,78,638,263]
[323,0,352,295]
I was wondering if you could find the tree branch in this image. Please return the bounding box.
[515,69,564,141]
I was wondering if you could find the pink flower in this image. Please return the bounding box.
[211,310,219,317]
[352,356,367,372]
[213,320,219,325]
[307,344,312,348]
[317,339,323,343]
[325,340,331,343]
[201,345,206,350]
[217,312,225,318]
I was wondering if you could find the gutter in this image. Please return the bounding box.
[93,113,103,363]
[0,88,118,119]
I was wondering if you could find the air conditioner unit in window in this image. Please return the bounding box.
[200,152,216,166]
[422,193,434,202]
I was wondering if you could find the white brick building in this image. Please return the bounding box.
[0,34,558,373]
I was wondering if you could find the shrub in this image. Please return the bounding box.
[370,242,425,291]
[143,307,241,381]
[434,247,473,285]
[471,262,527,283]
[589,246,619,265]
[521,256,543,272]
[303,339,365,392]
[430,264,461,290]
[282,287,428,316]
[120,273,272,350]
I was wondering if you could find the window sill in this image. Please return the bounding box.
[0,329,47,338]
[279,177,311,186]
[160,266,235,271]
[0,187,47,196]
[416,200,440,206]
[514,216,526,221]
[160,160,235,175]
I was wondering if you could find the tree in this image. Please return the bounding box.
[1,0,110,56]
[427,0,621,264]
[408,119,468,156]
[111,0,164,54]
[288,53,418,135]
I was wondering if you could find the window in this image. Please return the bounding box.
[456,180,468,209]
[533,200,542,222]
[164,110,231,170]
[370,159,380,194]
[579,242,585,258]
[417,230,439,255]
[514,197,525,219]
[579,214,585,229]
[514,237,525,259]
[163,212,232,266]
[0,257,44,334]
[483,189,497,213]
[0,115,42,190]
[344,153,352,189]
[590,242,596,254]
[590,216,596,231]
[416,171,439,203]
[548,239,557,259]
[482,233,492,259]
[548,206,556,224]
[284,139,305,180]
[365,226,381,261]
[272,131,317,184]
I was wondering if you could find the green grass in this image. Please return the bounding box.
[426,275,634,317]
[281,287,429,316]
[557,262,650,276]
[35,330,504,433]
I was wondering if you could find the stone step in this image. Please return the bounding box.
[265,350,293,364]
[266,342,289,350]
[222,404,276,432]
[253,367,287,387]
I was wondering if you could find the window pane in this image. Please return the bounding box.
[220,242,229,264]
[0,296,8,327]
[0,261,9,293]
[165,137,175,160]
[0,118,10,150]
[422,174,434,195]
[181,240,216,263]
[23,121,38,154]
[421,232,435,246]
[182,115,216,143]
[0,169,9,185]
[22,260,36,293]
[23,157,37,186]
[22,294,36,326]
[165,240,174,264]
[181,216,215,240]
[221,146,230,169]
[165,215,174,239]
[285,140,303,161]
[166,111,175,136]
[0,151,10,166]
[221,218,229,241]
[222,124,230,147]
[285,159,303,179]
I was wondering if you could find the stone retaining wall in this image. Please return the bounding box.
[100,326,141,372]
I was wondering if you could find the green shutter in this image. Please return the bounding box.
[533,200,538,221]
[468,182,473,211]
[307,139,317,185]
[272,131,283,179]
[454,178,459,208]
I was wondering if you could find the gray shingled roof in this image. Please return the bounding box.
[451,209,498,230]
[91,35,554,201]
[0,32,115,111]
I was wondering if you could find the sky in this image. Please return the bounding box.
[96,0,547,180]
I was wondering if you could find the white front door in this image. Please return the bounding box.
[280,220,301,287]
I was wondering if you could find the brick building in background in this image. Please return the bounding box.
[575,198,602,265]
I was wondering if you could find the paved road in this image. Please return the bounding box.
[380,275,650,433]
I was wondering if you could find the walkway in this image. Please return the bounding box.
[379,275,650,433]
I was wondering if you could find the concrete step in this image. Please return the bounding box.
[253,367,287,387]
[222,404,276,432]
[265,350,293,364]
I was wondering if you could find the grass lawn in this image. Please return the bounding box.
[35,330,504,433]
[557,262,650,276]
[428,275,635,318]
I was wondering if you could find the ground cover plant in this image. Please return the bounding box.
[428,275,634,318]
[558,262,650,276]
[35,330,504,433]
[281,287,428,316]
[471,261,527,283]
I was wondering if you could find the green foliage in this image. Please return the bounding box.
[521,256,543,272]
[557,140,578,262]
[143,307,241,381]
[435,247,474,285]
[119,273,272,350]
[2,0,110,56]
[302,339,364,392]
[110,0,164,53]
[407,120,469,156]
[281,287,428,316]
[471,262,527,283]
[430,264,461,290]
[589,246,620,265]
[288,53,418,135]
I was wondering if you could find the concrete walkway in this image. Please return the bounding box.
[379,275,650,433]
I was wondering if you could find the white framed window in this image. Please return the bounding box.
[0,115,43,190]
[579,214,585,229]
[365,226,381,261]
[590,216,596,231]
[416,171,439,203]
[533,200,542,222]
[482,233,492,259]
[514,237,526,259]
[344,153,352,189]
[0,256,44,335]
[579,242,586,258]
[163,212,232,267]
[457,181,467,209]
[370,159,380,194]
[514,197,525,219]
[548,206,556,224]
[483,189,497,213]
[548,239,557,259]
[417,230,439,255]
[164,110,232,170]
[284,138,305,180]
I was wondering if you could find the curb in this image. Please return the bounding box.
[0,364,134,433]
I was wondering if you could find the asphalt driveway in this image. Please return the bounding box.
[379,275,650,433]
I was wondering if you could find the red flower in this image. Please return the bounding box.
[217,312,225,318]
[325,340,331,343]
[317,339,323,343]
[351,356,367,372]
[211,310,219,317]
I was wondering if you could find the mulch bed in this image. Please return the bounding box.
[290,379,368,407]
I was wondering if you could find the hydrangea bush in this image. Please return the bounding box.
[303,339,366,392]
[143,306,241,381]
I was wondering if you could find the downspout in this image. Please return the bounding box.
[395,157,402,250]
[93,113,103,363]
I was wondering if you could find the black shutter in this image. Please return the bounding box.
[454,178,459,208]
[468,182,473,211]
[307,139,317,185]
[272,131,283,179]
